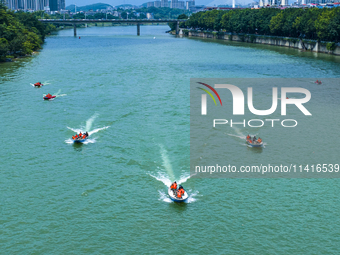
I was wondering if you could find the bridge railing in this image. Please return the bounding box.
[39,19,187,36]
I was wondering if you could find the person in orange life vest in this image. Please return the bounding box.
[170,181,177,190]
[178,186,185,195]
[72,135,75,140]
[247,134,250,140]
[177,189,183,198]
[79,132,82,137]
[258,137,262,143]
[83,134,86,139]
[75,134,78,139]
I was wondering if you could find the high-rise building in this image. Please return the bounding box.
[161,0,168,7]
[49,0,65,11]
[171,0,185,8]
[4,0,64,10]
[147,1,154,7]
[170,0,177,8]
[186,0,194,9]
[154,0,161,7]
[59,0,64,10]
[49,0,58,11]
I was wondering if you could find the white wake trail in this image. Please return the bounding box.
[88,126,110,136]
[86,113,99,132]
[159,144,175,181]
[148,172,172,187]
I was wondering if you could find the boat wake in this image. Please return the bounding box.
[66,114,110,144]
[43,90,67,98]
[30,81,51,87]
[147,144,198,203]
[228,133,246,140]
[148,171,198,203]
[55,89,67,97]
[159,144,175,181]
[86,113,98,131]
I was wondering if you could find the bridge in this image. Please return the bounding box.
[39,19,187,36]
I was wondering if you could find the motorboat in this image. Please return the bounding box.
[246,138,263,147]
[43,95,56,100]
[168,187,188,202]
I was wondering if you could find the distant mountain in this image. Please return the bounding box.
[115,4,140,8]
[66,3,113,12]
[116,4,134,7]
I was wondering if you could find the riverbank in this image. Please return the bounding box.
[176,30,340,56]
[0,4,56,62]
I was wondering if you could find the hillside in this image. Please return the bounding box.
[66,3,113,12]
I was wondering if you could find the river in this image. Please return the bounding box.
[1,25,339,254]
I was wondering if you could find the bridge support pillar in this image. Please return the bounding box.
[73,24,77,37]
[137,23,140,36]
[176,21,179,35]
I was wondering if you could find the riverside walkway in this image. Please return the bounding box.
[39,19,187,36]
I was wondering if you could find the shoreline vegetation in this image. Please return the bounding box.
[2,4,340,62]
[0,4,56,62]
[175,30,340,55]
[173,7,340,55]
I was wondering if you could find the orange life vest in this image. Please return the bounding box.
[177,190,182,198]
[170,183,177,189]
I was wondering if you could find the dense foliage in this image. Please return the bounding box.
[167,13,188,30]
[0,4,56,61]
[185,8,340,42]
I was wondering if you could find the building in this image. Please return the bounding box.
[49,0,65,11]
[4,0,64,11]
[154,0,161,7]
[147,1,154,7]
[146,12,154,19]
[170,0,185,8]
[186,0,194,9]
[161,0,169,7]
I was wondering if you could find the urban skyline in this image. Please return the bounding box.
[2,0,65,11]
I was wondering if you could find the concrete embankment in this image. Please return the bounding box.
[179,29,340,56]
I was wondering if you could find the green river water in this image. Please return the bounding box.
[1,25,340,254]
